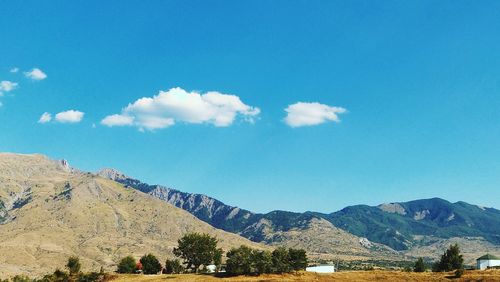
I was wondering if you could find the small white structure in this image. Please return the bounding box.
[306,265,335,273]
[206,264,217,273]
[476,254,500,270]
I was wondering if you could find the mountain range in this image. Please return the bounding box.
[97,167,500,264]
[1,153,499,277]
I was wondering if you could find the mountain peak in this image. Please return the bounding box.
[96,168,129,181]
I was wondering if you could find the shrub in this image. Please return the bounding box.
[66,256,81,275]
[76,272,102,282]
[413,257,427,272]
[455,268,464,278]
[173,233,222,273]
[140,254,162,275]
[164,259,183,274]
[117,256,137,274]
[38,269,70,282]
[11,275,31,282]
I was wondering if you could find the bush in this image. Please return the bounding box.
[164,259,183,274]
[455,268,464,278]
[288,248,308,271]
[413,257,427,272]
[173,233,222,273]
[117,256,137,274]
[10,275,31,282]
[140,254,162,275]
[66,256,81,276]
[76,272,103,282]
[272,247,292,273]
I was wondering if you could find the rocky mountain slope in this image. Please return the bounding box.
[96,169,399,260]
[0,154,264,277]
[98,168,500,264]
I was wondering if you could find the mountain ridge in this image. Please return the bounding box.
[97,167,500,263]
[0,153,266,277]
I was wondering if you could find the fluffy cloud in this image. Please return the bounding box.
[284,102,346,127]
[55,110,84,123]
[38,112,52,123]
[101,114,134,127]
[0,80,18,92]
[9,67,19,73]
[24,68,47,81]
[101,87,260,130]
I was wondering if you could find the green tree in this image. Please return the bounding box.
[213,248,223,273]
[164,259,183,274]
[173,232,221,273]
[226,245,254,275]
[252,250,273,274]
[117,256,137,274]
[272,247,291,273]
[140,254,162,275]
[288,248,308,271]
[433,244,464,272]
[66,256,81,276]
[414,257,427,272]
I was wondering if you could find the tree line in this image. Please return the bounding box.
[117,232,308,276]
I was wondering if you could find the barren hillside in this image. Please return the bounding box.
[0,153,265,277]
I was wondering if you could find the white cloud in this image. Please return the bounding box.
[0,80,18,92]
[55,110,84,123]
[284,102,347,127]
[101,87,260,131]
[24,68,47,80]
[38,112,52,123]
[10,67,19,73]
[101,114,134,127]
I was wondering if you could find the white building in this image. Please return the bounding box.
[206,264,217,273]
[305,265,335,273]
[476,254,500,270]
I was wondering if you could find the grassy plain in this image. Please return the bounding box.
[111,269,500,282]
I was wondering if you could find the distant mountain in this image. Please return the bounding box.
[325,198,500,250]
[0,154,263,277]
[98,168,500,262]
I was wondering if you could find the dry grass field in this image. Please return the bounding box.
[111,269,500,282]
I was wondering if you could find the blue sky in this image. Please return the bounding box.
[1,1,500,213]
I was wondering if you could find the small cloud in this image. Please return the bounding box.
[0,80,18,92]
[55,110,84,123]
[10,67,19,73]
[284,102,347,127]
[38,112,52,123]
[101,114,134,127]
[101,87,260,131]
[24,68,47,81]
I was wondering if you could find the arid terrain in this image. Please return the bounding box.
[0,153,265,277]
[111,270,500,282]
